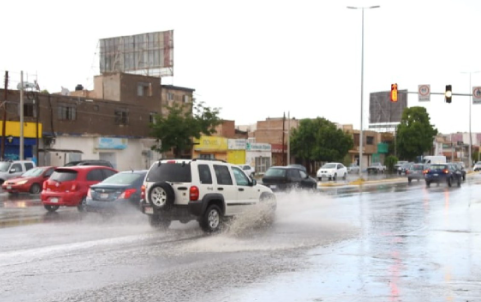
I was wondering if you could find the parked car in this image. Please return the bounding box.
[316,163,347,181]
[367,162,386,174]
[406,163,425,183]
[64,159,114,168]
[238,164,255,178]
[394,160,408,173]
[474,161,481,171]
[424,163,462,187]
[2,166,56,194]
[86,170,147,214]
[453,162,466,181]
[263,165,317,191]
[347,163,360,174]
[0,160,36,185]
[398,162,413,175]
[141,159,276,232]
[41,166,118,212]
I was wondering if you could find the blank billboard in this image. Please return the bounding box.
[369,90,407,124]
[100,30,174,77]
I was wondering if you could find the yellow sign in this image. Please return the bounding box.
[194,136,227,151]
[0,121,43,138]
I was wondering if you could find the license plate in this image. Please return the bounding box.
[433,173,438,176]
[144,207,153,214]
[100,193,109,199]
[50,197,58,203]
[7,186,11,189]
[270,185,277,189]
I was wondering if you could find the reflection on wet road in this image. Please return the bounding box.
[0,177,480,302]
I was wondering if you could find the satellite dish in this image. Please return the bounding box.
[60,87,70,96]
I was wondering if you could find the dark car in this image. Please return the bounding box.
[406,163,425,183]
[86,170,147,213]
[65,159,114,168]
[41,166,118,212]
[424,163,462,188]
[261,166,317,191]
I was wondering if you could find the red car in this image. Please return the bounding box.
[2,166,56,194]
[41,166,118,212]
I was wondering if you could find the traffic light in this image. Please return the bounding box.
[390,83,398,102]
[445,85,452,103]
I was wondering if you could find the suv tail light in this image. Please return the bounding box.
[190,186,199,201]
[43,181,47,189]
[141,185,145,199]
[443,169,449,174]
[120,188,137,199]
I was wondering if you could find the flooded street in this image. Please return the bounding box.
[1,176,481,302]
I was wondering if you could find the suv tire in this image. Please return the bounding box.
[149,182,175,211]
[200,204,222,233]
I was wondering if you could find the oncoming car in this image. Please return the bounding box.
[316,163,347,181]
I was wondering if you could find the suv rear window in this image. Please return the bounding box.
[146,162,192,183]
[50,169,78,182]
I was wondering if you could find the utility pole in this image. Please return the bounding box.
[1,71,8,160]
[287,111,290,166]
[20,71,24,160]
[282,112,285,166]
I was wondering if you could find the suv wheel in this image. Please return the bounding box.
[200,204,222,233]
[44,205,59,212]
[149,215,171,229]
[149,182,175,211]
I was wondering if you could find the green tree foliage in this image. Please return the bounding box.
[396,107,438,161]
[290,118,354,167]
[384,155,398,174]
[149,101,222,158]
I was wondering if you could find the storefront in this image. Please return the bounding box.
[192,136,228,161]
[0,121,42,160]
[246,142,272,174]
[227,139,247,165]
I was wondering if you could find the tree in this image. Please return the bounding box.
[396,106,437,161]
[290,118,354,171]
[384,155,398,174]
[149,100,222,158]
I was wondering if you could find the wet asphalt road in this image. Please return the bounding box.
[1,175,481,302]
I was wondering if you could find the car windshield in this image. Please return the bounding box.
[101,172,144,185]
[146,162,191,183]
[0,162,11,172]
[49,169,78,182]
[430,164,447,170]
[21,167,44,177]
[322,163,336,169]
[265,168,286,177]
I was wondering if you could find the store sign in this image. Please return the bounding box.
[194,136,228,151]
[98,137,128,149]
[228,139,247,150]
[247,143,271,151]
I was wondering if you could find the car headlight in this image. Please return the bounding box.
[16,180,28,185]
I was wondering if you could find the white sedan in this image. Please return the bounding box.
[317,163,348,181]
[238,164,255,178]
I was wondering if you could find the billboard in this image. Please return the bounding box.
[369,90,407,124]
[99,30,174,77]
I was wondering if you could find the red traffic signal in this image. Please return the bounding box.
[390,83,398,102]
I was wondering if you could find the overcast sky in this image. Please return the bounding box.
[2,0,481,134]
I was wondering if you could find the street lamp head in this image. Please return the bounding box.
[347,5,380,9]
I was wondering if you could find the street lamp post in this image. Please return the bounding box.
[347,5,380,178]
[461,70,479,170]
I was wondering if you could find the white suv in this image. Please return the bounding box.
[140,159,276,232]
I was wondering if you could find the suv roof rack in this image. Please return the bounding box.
[191,158,226,163]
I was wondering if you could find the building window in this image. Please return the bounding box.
[255,156,271,174]
[167,92,174,101]
[137,82,152,97]
[183,95,189,103]
[149,112,157,124]
[353,134,360,146]
[24,103,35,117]
[115,108,128,125]
[366,136,374,145]
[58,103,76,120]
